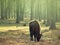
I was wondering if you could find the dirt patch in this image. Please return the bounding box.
[0,37,60,45]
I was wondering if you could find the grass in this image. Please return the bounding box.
[0,23,60,45]
[0,24,60,39]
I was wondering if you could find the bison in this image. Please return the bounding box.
[29,20,42,42]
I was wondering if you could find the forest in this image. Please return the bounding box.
[0,0,60,45]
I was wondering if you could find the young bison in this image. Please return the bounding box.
[29,20,42,42]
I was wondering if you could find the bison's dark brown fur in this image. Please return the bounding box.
[29,20,42,42]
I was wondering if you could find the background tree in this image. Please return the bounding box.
[16,0,20,23]
[30,0,34,20]
[1,0,4,19]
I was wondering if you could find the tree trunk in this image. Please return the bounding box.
[49,20,56,29]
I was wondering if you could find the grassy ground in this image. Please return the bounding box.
[0,24,60,45]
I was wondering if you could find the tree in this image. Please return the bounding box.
[16,0,20,23]
[20,0,25,21]
[30,0,34,20]
[49,0,56,29]
[1,0,4,19]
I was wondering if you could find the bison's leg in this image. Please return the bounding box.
[30,32,33,41]
[37,37,40,41]
[37,34,40,41]
[34,36,36,41]
[34,32,37,41]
